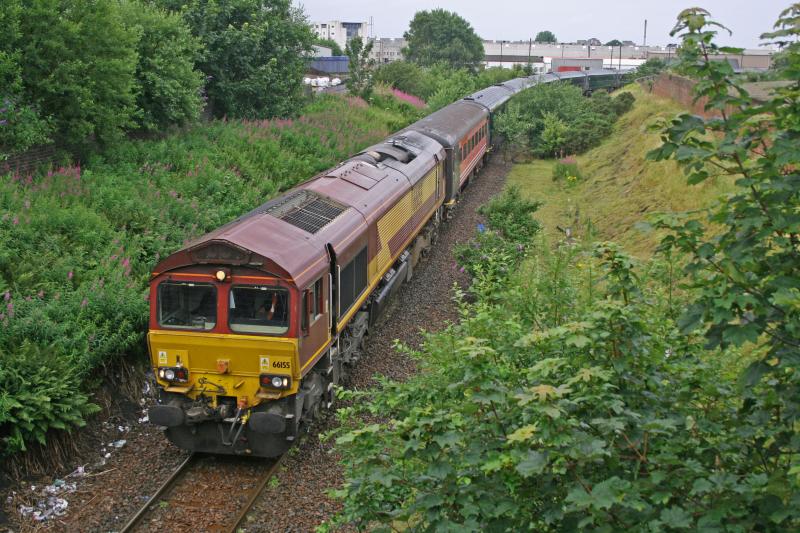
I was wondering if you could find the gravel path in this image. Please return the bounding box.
[2,157,510,533]
[242,158,511,533]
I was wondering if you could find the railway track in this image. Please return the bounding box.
[119,452,283,533]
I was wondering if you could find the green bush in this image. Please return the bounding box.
[454,187,541,297]
[0,343,100,453]
[120,0,204,132]
[19,0,139,154]
[499,83,635,157]
[611,91,636,115]
[160,0,315,119]
[0,1,52,158]
[623,57,667,83]
[373,61,436,100]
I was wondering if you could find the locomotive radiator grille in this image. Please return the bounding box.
[264,190,347,234]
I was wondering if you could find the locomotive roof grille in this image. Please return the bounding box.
[263,190,347,234]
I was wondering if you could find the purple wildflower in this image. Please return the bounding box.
[3,291,9,301]
[81,297,88,308]
[459,266,466,273]
[68,271,74,280]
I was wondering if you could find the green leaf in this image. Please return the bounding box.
[515,451,547,477]
[660,506,693,529]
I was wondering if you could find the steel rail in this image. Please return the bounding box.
[119,452,197,533]
[225,455,285,533]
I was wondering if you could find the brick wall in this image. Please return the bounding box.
[644,72,738,117]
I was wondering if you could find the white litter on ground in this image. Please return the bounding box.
[18,479,76,521]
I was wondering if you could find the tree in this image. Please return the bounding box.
[345,36,375,98]
[605,39,623,46]
[403,9,484,70]
[493,102,529,162]
[623,57,666,83]
[0,0,51,157]
[120,1,204,132]
[373,61,434,99]
[159,0,315,119]
[646,6,800,526]
[426,69,476,111]
[539,111,568,156]
[19,0,139,153]
[315,37,343,56]
[534,30,557,43]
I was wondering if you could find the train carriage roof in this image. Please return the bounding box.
[464,85,515,112]
[552,71,587,81]
[402,100,488,148]
[501,77,539,93]
[538,73,561,84]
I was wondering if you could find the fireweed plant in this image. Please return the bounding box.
[324,7,799,532]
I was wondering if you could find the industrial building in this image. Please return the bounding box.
[311,21,369,52]
[551,57,604,72]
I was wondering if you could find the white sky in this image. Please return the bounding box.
[295,1,787,49]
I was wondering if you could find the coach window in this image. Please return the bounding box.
[229,286,289,335]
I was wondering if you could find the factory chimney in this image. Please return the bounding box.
[643,19,647,46]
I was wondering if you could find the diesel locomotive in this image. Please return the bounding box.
[147,69,624,456]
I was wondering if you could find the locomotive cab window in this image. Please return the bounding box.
[339,247,367,315]
[229,285,289,335]
[302,278,325,332]
[158,282,217,330]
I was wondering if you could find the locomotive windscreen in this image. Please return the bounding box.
[229,286,289,335]
[158,282,217,330]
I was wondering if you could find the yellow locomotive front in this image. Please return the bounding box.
[146,234,334,457]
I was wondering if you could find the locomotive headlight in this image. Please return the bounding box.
[158,366,189,383]
[215,270,226,281]
[259,374,291,390]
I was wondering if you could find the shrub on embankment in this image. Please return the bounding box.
[0,94,415,459]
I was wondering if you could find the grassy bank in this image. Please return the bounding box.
[0,93,419,459]
[507,84,735,256]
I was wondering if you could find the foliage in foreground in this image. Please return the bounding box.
[327,6,799,531]
[0,94,417,457]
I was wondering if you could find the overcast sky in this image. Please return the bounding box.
[295,1,787,49]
